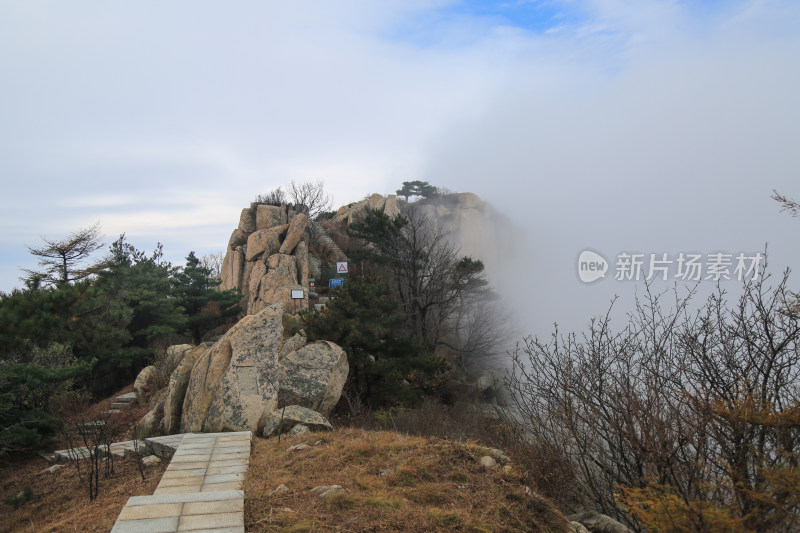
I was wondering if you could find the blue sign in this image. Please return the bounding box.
[329,278,344,287]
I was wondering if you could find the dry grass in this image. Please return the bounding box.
[0,452,168,533]
[0,384,162,533]
[245,427,573,532]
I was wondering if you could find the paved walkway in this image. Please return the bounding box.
[110,431,251,533]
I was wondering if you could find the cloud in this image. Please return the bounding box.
[0,0,798,343]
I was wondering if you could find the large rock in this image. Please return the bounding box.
[258,254,299,310]
[165,344,193,369]
[134,366,158,407]
[246,225,288,261]
[279,213,308,255]
[181,304,284,433]
[240,260,255,301]
[238,208,256,233]
[262,405,333,437]
[256,204,287,230]
[367,193,386,211]
[279,333,307,360]
[139,388,167,437]
[293,240,309,287]
[568,512,633,533]
[220,248,245,292]
[228,228,248,251]
[384,195,400,218]
[162,344,207,434]
[247,261,268,313]
[278,341,348,415]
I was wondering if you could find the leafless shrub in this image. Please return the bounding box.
[149,339,185,392]
[505,264,800,530]
[255,187,286,206]
[199,251,225,278]
[55,392,132,501]
[286,179,333,219]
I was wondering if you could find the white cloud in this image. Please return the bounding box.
[0,1,797,341]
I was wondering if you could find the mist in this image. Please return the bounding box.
[1,1,798,343]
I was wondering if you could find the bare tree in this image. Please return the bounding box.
[286,179,333,219]
[254,187,286,206]
[57,392,127,501]
[22,222,104,287]
[349,205,490,353]
[504,266,800,531]
[772,189,800,217]
[200,251,225,278]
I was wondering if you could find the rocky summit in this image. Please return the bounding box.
[137,192,503,438]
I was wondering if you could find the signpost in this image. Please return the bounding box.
[329,278,344,287]
[291,289,304,299]
[336,262,348,274]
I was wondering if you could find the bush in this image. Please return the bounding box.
[254,187,286,206]
[505,268,800,531]
[302,276,449,407]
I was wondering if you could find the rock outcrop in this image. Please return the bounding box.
[331,193,401,225]
[181,305,284,433]
[221,203,310,315]
[136,190,511,438]
[277,341,348,414]
[133,365,157,407]
[568,512,634,533]
[262,405,334,437]
[136,303,348,437]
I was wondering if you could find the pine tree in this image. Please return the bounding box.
[396,180,438,202]
[93,236,184,378]
[302,276,448,406]
[173,251,241,344]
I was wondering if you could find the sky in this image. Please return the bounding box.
[1,0,799,337]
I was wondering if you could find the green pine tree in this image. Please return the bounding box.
[93,236,185,379]
[395,180,438,202]
[302,276,449,407]
[173,251,241,344]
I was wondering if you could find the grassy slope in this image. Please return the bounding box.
[2,426,572,533]
[245,427,572,532]
[0,453,168,533]
[0,386,165,533]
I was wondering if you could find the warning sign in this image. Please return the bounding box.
[336,262,348,273]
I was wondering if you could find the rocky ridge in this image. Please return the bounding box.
[137,191,507,439]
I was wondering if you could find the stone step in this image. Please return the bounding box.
[111,431,251,533]
[109,403,131,410]
[145,434,186,458]
[115,392,137,403]
[53,440,150,463]
[111,490,244,533]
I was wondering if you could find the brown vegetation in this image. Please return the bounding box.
[244,427,572,532]
[0,452,167,533]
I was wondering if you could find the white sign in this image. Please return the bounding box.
[336,262,348,273]
[291,289,304,299]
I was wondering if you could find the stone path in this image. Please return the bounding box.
[110,431,251,533]
[109,392,137,413]
[50,434,185,464]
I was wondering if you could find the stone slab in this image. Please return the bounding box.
[127,490,244,506]
[112,432,250,533]
[110,516,179,533]
[178,512,242,530]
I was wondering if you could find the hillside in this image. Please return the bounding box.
[245,427,572,532]
[0,424,574,533]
